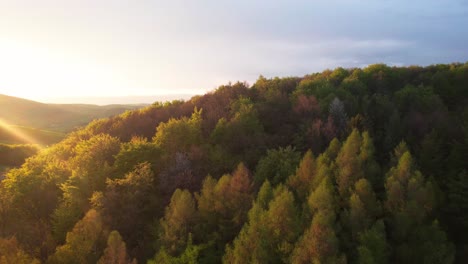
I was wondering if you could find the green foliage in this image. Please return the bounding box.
[349,179,381,235]
[158,189,197,256]
[0,143,39,167]
[357,221,389,264]
[210,97,265,166]
[48,209,106,264]
[113,137,162,177]
[292,177,344,264]
[0,63,466,263]
[308,177,337,215]
[445,171,468,244]
[335,129,380,200]
[69,133,121,196]
[154,109,203,154]
[287,150,316,200]
[151,234,203,264]
[195,163,254,262]
[385,150,454,263]
[225,184,300,263]
[255,146,301,186]
[99,162,159,258]
[399,221,454,264]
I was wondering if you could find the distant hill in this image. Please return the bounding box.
[37,94,194,105]
[0,94,146,133]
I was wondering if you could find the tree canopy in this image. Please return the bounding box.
[0,63,466,263]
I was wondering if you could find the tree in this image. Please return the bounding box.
[293,95,320,117]
[113,137,162,177]
[153,109,203,155]
[385,151,454,263]
[357,221,389,264]
[210,97,265,167]
[443,170,468,261]
[48,209,106,264]
[255,146,301,186]
[224,184,299,263]
[98,231,135,264]
[264,185,301,262]
[223,182,271,264]
[336,130,380,200]
[69,134,121,195]
[0,237,40,264]
[53,134,121,241]
[99,162,159,259]
[329,97,348,137]
[287,150,316,200]
[349,179,381,238]
[158,189,197,256]
[336,129,363,199]
[150,234,204,264]
[195,163,254,263]
[292,178,345,264]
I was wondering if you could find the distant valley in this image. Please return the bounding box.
[0,94,149,145]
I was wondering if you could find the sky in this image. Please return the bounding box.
[0,0,467,104]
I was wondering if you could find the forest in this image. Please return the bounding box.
[0,63,467,263]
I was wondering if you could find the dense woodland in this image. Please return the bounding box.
[0,63,467,263]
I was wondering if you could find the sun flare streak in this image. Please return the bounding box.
[0,118,41,146]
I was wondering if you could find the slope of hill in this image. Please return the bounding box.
[0,125,66,145]
[0,63,467,263]
[0,94,146,132]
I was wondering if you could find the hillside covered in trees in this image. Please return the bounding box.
[0,94,145,133]
[0,63,467,263]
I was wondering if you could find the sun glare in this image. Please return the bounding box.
[0,118,41,146]
[0,38,122,100]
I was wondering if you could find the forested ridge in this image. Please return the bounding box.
[0,63,467,263]
[0,94,144,133]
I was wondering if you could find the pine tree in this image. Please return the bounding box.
[224,184,299,263]
[158,189,197,256]
[385,151,454,263]
[195,163,254,263]
[287,150,316,200]
[357,221,389,264]
[292,178,345,264]
[349,178,381,239]
[336,129,363,199]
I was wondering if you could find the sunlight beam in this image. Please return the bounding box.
[0,118,42,146]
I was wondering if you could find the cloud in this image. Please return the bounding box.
[1,0,467,98]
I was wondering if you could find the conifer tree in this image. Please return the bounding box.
[292,177,345,264]
[158,189,197,256]
[336,130,363,199]
[287,150,316,200]
[357,220,389,264]
[224,183,299,263]
[385,151,454,263]
[195,163,254,262]
[349,178,381,239]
